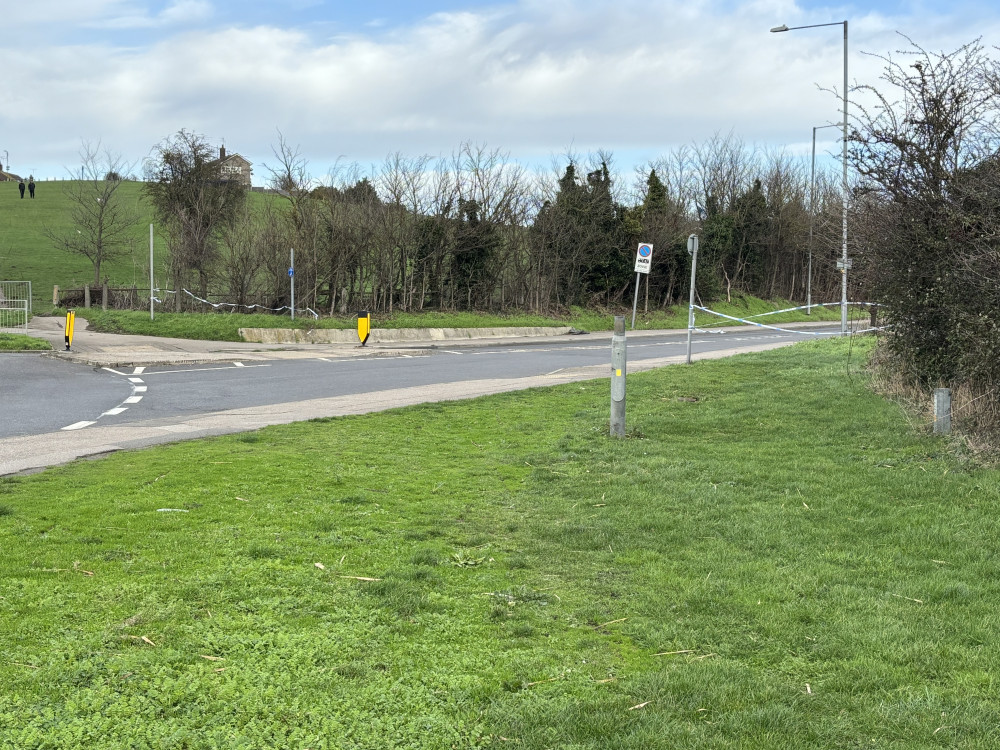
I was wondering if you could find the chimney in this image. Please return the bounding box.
[220,146,226,160]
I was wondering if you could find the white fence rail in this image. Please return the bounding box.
[0,281,31,333]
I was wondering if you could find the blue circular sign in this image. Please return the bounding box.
[638,245,652,257]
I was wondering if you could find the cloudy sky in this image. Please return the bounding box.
[3,0,998,186]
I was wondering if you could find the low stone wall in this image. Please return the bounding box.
[238,326,573,344]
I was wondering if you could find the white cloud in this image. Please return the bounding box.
[3,0,999,182]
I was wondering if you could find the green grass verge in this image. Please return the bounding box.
[5,339,991,748]
[70,297,849,342]
[0,333,51,351]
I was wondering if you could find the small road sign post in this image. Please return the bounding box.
[289,248,295,321]
[630,243,653,329]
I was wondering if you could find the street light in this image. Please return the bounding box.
[772,20,850,336]
[808,123,840,315]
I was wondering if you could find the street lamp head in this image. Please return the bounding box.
[770,24,789,32]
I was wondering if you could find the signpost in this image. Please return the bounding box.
[630,243,653,329]
[289,248,295,321]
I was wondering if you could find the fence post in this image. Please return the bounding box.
[84,284,91,308]
[933,388,952,435]
[102,283,108,311]
[53,285,60,306]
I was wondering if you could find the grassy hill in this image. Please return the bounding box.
[0,179,156,307]
[0,180,280,310]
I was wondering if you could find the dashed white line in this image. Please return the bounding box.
[234,362,245,367]
[102,408,128,416]
[62,421,96,431]
[124,396,143,404]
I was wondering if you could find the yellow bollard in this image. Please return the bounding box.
[65,310,76,351]
[357,310,370,347]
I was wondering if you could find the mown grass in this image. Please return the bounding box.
[0,333,50,351]
[70,297,848,341]
[5,338,993,748]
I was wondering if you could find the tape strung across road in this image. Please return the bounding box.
[693,305,885,336]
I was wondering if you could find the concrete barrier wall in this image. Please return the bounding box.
[238,326,573,344]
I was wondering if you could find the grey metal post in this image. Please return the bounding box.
[290,247,295,321]
[686,234,699,365]
[149,224,154,321]
[630,272,641,329]
[841,20,849,337]
[611,316,626,438]
[933,388,952,435]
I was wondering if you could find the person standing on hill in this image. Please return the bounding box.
[18,178,25,198]
[28,177,35,198]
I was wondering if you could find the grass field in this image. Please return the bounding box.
[0,180,278,310]
[3,338,999,748]
[0,180,155,303]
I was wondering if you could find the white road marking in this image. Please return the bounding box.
[544,368,565,376]
[316,358,332,362]
[62,421,96,431]
[133,386,148,393]
[133,366,146,374]
[129,377,145,383]
[102,408,128,416]
[234,362,245,367]
[124,396,143,404]
[102,367,128,376]
[142,364,271,375]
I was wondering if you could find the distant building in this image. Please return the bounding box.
[0,163,22,182]
[211,146,252,188]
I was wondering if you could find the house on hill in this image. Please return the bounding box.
[211,146,252,188]
[0,163,22,182]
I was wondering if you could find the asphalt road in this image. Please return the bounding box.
[0,326,837,475]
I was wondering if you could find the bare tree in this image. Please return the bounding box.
[45,141,139,286]
[143,130,247,309]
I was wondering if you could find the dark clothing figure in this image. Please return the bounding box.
[18,180,25,198]
[28,180,34,198]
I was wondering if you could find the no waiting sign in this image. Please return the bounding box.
[634,243,653,274]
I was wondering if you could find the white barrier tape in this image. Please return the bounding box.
[745,301,882,319]
[693,306,887,336]
[151,288,319,319]
[692,306,842,335]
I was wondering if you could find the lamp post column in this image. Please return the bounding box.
[840,21,849,337]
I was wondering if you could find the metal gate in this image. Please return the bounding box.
[0,281,31,333]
